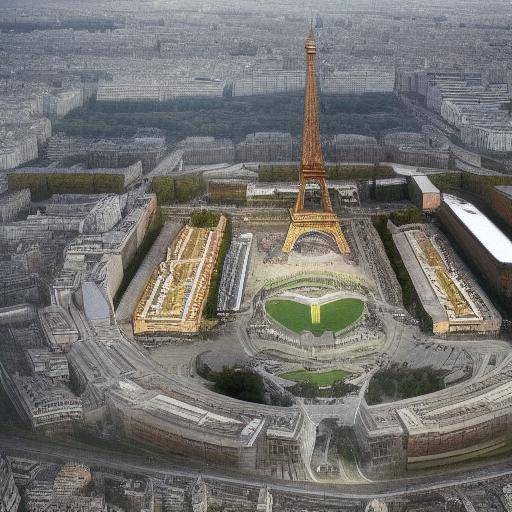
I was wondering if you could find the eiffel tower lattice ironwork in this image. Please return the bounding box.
[282,29,350,254]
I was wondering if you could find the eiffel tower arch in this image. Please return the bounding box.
[282,29,350,255]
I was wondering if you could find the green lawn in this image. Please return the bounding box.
[280,368,350,386]
[265,298,364,335]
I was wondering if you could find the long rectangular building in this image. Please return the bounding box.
[321,67,395,94]
[437,194,512,306]
[133,216,226,334]
[106,376,315,477]
[392,223,501,334]
[97,79,225,102]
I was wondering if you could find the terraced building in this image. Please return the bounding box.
[391,223,501,334]
[133,216,226,333]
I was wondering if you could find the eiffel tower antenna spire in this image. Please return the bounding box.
[296,25,330,213]
[282,30,350,254]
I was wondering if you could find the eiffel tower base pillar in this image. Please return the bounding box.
[282,210,350,254]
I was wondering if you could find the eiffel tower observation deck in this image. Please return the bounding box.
[282,29,350,254]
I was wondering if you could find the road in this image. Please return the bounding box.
[2,434,512,500]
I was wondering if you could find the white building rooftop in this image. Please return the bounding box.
[411,174,440,194]
[443,194,512,264]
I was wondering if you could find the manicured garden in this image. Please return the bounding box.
[280,368,350,386]
[265,297,364,335]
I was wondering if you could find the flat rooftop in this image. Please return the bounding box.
[443,194,512,264]
[496,185,512,200]
[411,174,440,194]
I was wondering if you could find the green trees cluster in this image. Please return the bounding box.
[212,367,265,404]
[336,426,360,461]
[373,212,416,311]
[386,207,423,226]
[55,93,419,143]
[258,165,299,182]
[55,118,138,138]
[152,175,205,204]
[365,364,445,405]
[190,210,222,228]
[327,164,395,180]
[258,164,395,183]
[373,182,408,202]
[8,172,124,201]
[428,172,462,192]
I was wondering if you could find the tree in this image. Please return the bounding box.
[213,367,265,404]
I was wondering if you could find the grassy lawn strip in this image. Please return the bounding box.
[265,298,363,335]
[280,368,350,387]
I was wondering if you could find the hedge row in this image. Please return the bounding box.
[152,174,205,204]
[427,172,462,192]
[258,164,395,182]
[461,172,512,200]
[429,171,512,205]
[8,172,124,201]
[204,215,232,320]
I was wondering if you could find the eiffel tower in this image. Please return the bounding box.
[282,29,350,254]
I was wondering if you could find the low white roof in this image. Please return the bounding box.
[443,194,512,264]
[412,174,440,194]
